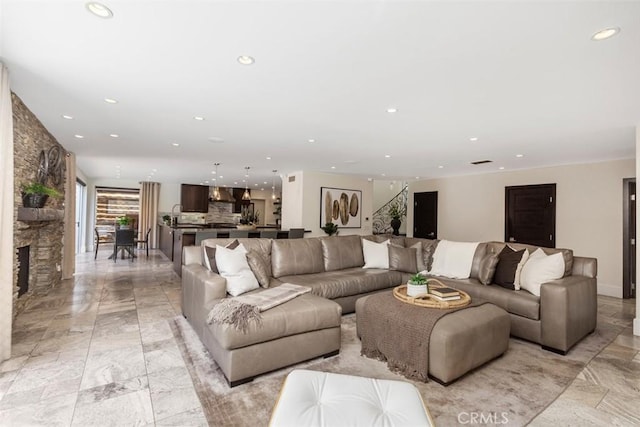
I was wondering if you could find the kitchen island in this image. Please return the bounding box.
[158,223,306,276]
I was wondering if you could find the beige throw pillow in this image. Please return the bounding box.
[478,253,499,285]
[246,250,271,288]
[388,245,418,273]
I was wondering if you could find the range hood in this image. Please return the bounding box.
[209,187,235,203]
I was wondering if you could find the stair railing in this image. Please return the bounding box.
[372,185,408,235]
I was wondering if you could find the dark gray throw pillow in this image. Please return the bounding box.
[493,246,525,289]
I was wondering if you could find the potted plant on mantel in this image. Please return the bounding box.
[387,201,406,236]
[21,182,61,208]
[406,273,429,297]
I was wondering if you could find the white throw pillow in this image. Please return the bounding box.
[215,243,259,296]
[519,248,565,297]
[429,240,479,279]
[510,246,530,291]
[362,239,390,269]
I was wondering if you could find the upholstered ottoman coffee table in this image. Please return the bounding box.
[269,369,434,426]
[356,292,510,385]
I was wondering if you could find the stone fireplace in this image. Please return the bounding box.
[11,93,66,317]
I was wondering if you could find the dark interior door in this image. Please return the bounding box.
[505,184,556,248]
[623,179,636,298]
[414,191,437,239]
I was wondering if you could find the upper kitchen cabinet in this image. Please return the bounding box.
[181,184,209,212]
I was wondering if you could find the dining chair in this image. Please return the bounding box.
[135,228,152,257]
[259,230,278,239]
[114,229,136,262]
[228,230,249,239]
[94,227,114,259]
[287,228,305,239]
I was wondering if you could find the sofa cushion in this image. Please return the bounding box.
[388,245,418,273]
[429,277,540,321]
[280,267,403,300]
[519,248,565,297]
[203,239,239,273]
[321,235,364,272]
[362,239,390,269]
[488,242,573,277]
[272,239,325,278]
[469,243,488,280]
[408,242,426,272]
[202,238,272,276]
[404,238,438,271]
[246,250,272,288]
[478,253,499,285]
[494,246,526,290]
[207,292,341,350]
[215,243,259,296]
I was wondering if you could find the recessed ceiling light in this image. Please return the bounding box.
[104,98,118,104]
[234,181,238,185]
[62,115,73,120]
[85,2,113,19]
[193,116,205,121]
[204,180,209,183]
[152,169,157,172]
[266,156,272,160]
[263,181,268,184]
[254,183,259,187]
[381,173,386,177]
[499,166,505,170]
[171,142,180,147]
[516,154,524,158]
[109,134,119,138]
[219,175,223,179]
[592,27,620,41]
[330,166,336,169]
[386,108,398,113]
[469,137,478,142]
[384,154,391,158]
[74,134,84,139]
[438,165,444,169]
[237,55,255,65]
[308,139,315,143]
[261,188,264,191]
[415,176,420,179]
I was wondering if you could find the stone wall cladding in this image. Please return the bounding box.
[12,93,66,317]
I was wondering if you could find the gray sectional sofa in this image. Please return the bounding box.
[181,234,597,385]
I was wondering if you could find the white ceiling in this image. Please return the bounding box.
[1,1,639,189]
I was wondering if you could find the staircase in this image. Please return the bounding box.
[372,185,408,235]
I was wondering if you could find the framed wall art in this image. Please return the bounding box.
[320,187,362,228]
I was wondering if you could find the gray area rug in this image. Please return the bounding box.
[171,314,624,426]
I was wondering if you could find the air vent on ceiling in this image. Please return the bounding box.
[470,160,493,165]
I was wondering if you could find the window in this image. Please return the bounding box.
[95,187,140,231]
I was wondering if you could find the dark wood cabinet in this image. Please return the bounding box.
[232,188,251,213]
[181,184,209,212]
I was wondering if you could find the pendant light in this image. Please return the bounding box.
[242,166,251,201]
[213,163,221,200]
[271,169,278,200]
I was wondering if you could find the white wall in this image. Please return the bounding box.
[373,180,406,211]
[408,159,635,298]
[282,170,373,237]
[159,182,180,213]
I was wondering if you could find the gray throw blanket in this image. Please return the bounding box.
[207,283,311,333]
[358,291,486,382]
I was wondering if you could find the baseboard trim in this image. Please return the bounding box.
[597,283,621,298]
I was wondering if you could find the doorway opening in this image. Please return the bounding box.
[413,191,438,239]
[623,178,636,299]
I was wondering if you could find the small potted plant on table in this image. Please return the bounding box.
[407,272,429,297]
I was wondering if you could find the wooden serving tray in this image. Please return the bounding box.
[393,284,471,309]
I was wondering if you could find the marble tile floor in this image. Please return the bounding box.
[0,248,638,426]
[0,249,207,426]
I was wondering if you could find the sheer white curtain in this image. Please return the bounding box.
[62,152,76,279]
[139,182,160,249]
[0,63,14,362]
